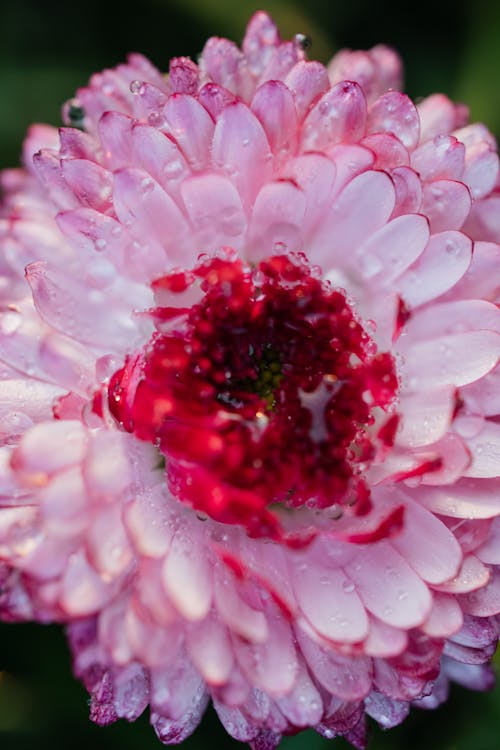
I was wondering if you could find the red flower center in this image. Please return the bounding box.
[105,253,398,539]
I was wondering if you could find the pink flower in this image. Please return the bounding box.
[1,11,500,748]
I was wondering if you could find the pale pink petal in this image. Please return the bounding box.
[235,613,297,694]
[390,499,462,584]
[398,230,472,307]
[462,420,500,478]
[292,561,369,643]
[344,542,432,628]
[162,530,212,621]
[421,593,464,638]
[397,386,456,447]
[186,615,234,685]
[297,630,372,700]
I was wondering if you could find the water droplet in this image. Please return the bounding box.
[397,589,408,601]
[130,79,143,95]
[342,580,355,594]
[319,575,331,585]
[95,238,107,250]
[445,238,460,255]
[293,33,312,50]
[148,111,165,128]
[359,252,383,278]
[163,159,184,179]
[140,177,155,194]
[273,241,288,253]
[0,309,21,335]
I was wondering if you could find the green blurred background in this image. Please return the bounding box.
[1,0,499,748]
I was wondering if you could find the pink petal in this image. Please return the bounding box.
[354,213,429,283]
[242,11,280,77]
[213,564,268,643]
[275,662,323,727]
[301,81,367,151]
[201,38,251,99]
[61,159,113,212]
[402,330,500,389]
[125,486,174,559]
[12,420,87,477]
[26,260,144,352]
[61,550,111,616]
[32,150,80,211]
[251,81,298,157]
[281,153,336,234]
[363,617,408,657]
[476,519,500,564]
[235,612,297,694]
[113,167,193,269]
[421,179,471,233]
[284,61,330,121]
[447,241,500,301]
[411,136,465,181]
[434,555,490,594]
[310,170,395,268]
[390,166,423,216]
[0,379,64,422]
[418,93,468,141]
[131,123,190,200]
[97,111,134,169]
[180,173,246,253]
[459,569,500,616]
[162,94,215,170]
[198,83,236,120]
[367,92,420,150]
[212,102,273,209]
[297,630,372,700]
[259,41,301,86]
[361,133,409,170]
[247,180,306,260]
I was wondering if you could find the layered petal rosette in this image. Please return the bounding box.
[1,11,500,749]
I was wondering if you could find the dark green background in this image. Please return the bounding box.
[1,0,499,748]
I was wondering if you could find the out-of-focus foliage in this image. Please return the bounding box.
[0,0,499,748]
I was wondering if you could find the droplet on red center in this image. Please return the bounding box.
[105,252,398,539]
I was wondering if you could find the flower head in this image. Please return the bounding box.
[1,11,499,749]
